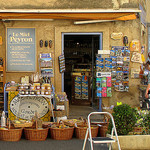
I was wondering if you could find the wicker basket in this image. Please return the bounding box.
[24,128,49,141]
[75,125,98,139]
[0,128,23,141]
[50,127,74,140]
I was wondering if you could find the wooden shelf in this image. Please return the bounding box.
[0,101,4,104]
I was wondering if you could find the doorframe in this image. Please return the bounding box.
[61,32,103,105]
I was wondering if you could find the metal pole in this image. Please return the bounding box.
[91,36,94,107]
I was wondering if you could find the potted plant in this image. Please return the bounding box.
[108,104,137,135]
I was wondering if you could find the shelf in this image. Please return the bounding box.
[0,101,4,104]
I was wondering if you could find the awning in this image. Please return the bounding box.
[0,9,141,21]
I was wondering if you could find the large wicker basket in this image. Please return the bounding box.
[0,127,23,141]
[24,128,49,141]
[50,127,74,140]
[75,125,98,139]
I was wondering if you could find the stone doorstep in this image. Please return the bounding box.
[107,134,150,150]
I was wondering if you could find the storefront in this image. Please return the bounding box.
[0,0,147,115]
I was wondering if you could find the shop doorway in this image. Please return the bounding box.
[62,33,102,110]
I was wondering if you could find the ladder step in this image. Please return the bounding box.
[89,137,115,144]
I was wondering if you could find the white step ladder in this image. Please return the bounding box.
[82,112,121,150]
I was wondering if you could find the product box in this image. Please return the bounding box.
[107,77,111,87]
[101,77,106,87]
[97,87,102,97]
[96,78,101,87]
[105,64,112,72]
[105,58,112,64]
[107,87,112,97]
[102,87,107,97]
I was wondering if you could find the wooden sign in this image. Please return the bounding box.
[130,40,141,52]
[131,52,142,63]
[6,28,36,72]
[111,32,123,40]
[131,68,140,78]
[8,91,51,121]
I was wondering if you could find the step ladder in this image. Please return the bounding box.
[82,112,121,150]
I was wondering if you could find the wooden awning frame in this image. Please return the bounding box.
[0,9,141,21]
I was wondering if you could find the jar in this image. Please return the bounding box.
[41,90,45,95]
[47,86,51,90]
[21,90,25,95]
[41,85,45,90]
[36,86,40,90]
[36,90,40,95]
[30,90,35,95]
[25,91,29,95]
[30,85,35,90]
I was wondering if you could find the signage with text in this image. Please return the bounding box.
[6,28,36,72]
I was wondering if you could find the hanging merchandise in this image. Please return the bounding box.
[96,54,112,97]
[111,46,130,92]
[39,53,54,78]
[58,55,66,73]
[123,36,128,46]
[96,72,112,97]
[130,39,141,52]
[45,40,48,47]
[49,40,52,48]
[39,40,43,48]
[131,52,142,63]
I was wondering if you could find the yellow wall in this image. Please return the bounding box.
[0,17,146,107]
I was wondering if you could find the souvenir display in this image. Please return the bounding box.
[58,54,65,73]
[111,46,130,92]
[74,75,89,100]
[39,53,54,78]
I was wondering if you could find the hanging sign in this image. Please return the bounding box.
[130,40,141,52]
[131,52,142,63]
[111,32,123,40]
[6,28,36,72]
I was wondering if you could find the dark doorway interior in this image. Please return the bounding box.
[64,35,100,108]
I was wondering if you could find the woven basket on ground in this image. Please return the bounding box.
[0,127,23,141]
[50,121,74,140]
[75,125,98,139]
[50,127,74,140]
[24,128,49,141]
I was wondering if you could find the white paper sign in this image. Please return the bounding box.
[96,72,111,77]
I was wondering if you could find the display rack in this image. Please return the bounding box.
[0,58,6,113]
[39,53,54,78]
[71,75,91,105]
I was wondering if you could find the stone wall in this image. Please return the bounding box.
[0,0,147,107]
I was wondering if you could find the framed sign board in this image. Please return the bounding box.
[8,91,51,121]
[6,28,36,72]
